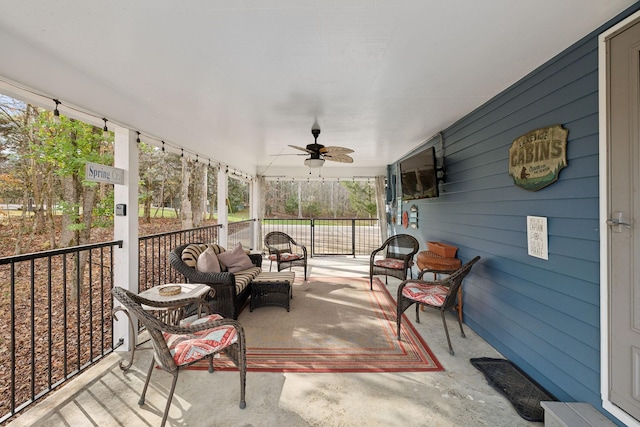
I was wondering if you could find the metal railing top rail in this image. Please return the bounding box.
[138,224,222,241]
[0,240,124,265]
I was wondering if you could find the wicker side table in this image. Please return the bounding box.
[416,251,463,322]
[250,271,296,312]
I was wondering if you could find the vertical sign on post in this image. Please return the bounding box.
[527,216,548,260]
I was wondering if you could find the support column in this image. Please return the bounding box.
[217,167,228,248]
[251,178,262,251]
[112,127,139,352]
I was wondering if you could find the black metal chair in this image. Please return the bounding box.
[111,286,247,427]
[264,231,308,280]
[396,256,481,355]
[369,234,420,290]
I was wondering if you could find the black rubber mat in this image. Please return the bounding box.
[470,357,557,422]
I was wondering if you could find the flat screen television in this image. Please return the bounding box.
[399,146,439,200]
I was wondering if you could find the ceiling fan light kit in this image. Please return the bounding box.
[304,158,325,168]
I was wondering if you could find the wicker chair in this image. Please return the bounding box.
[396,256,480,355]
[169,243,262,319]
[111,286,246,427]
[369,234,420,290]
[264,231,308,280]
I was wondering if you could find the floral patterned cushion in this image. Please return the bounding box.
[374,257,412,269]
[163,314,237,366]
[269,252,301,262]
[401,282,449,307]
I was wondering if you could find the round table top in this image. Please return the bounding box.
[139,283,210,303]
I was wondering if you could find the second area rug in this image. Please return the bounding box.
[195,276,443,373]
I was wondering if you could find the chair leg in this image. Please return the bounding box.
[457,312,466,338]
[397,304,403,340]
[269,259,273,272]
[139,358,155,405]
[208,354,214,373]
[396,298,414,340]
[415,303,421,323]
[160,372,179,427]
[441,310,454,355]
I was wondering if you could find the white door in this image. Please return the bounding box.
[606,17,640,422]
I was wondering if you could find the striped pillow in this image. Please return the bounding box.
[181,244,227,269]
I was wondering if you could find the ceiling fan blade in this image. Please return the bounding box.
[323,153,354,163]
[320,146,354,155]
[289,145,314,154]
[269,153,307,156]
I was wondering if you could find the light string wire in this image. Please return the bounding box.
[0,76,253,179]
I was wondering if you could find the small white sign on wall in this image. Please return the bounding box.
[85,162,124,185]
[527,216,548,260]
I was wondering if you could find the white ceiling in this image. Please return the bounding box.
[0,1,635,178]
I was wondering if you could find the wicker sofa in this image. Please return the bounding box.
[169,243,262,319]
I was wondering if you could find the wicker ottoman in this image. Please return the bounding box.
[250,271,295,312]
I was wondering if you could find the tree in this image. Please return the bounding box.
[33,113,112,248]
[341,181,377,217]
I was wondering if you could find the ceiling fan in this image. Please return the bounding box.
[288,128,354,168]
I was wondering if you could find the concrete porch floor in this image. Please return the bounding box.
[8,257,542,427]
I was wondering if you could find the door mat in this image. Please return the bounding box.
[470,357,557,422]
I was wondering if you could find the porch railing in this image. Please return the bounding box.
[138,224,221,292]
[0,240,123,424]
[227,219,255,249]
[0,218,379,423]
[262,218,380,256]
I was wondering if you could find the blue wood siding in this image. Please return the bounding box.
[389,4,640,417]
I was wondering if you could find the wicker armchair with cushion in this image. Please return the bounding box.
[396,256,480,355]
[369,234,420,290]
[111,286,246,427]
[264,231,308,280]
[169,243,262,319]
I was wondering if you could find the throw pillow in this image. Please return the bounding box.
[217,243,254,273]
[196,247,221,273]
[181,243,207,268]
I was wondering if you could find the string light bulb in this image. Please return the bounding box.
[136,131,141,143]
[53,99,61,123]
[102,118,108,138]
[161,141,165,152]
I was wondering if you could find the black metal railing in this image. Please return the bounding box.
[227,219,255,249]
[262,218,380,256]
[0,218,379,423]
[138,224,221,292]
[0,240,122,424]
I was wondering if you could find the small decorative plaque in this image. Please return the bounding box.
[509,125,568,191]
[527,216,548,260]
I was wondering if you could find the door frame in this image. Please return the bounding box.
[599,10,640,427]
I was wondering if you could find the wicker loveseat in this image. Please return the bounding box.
[169,243,262,319]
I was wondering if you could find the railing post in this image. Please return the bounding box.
[352,219,356,257]
[310,219,314,258]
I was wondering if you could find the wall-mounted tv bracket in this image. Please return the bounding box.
[436,163,446,184]
[436,132,446,185]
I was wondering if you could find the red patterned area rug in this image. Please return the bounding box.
[190,276,443,373]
